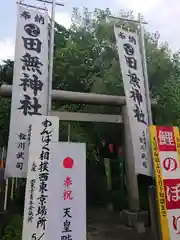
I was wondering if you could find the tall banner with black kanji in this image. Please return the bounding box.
[5,5,49,178]
[22,115,59,240]
[114,27,151,176]
[150,125,180,240]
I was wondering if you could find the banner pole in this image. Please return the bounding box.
[10,178,14,200]
[48,0,56,115]
[1,147,8,212]
[138,13,154,175]
[68,124,71,142]
[138,13,153,125]
[138,14,160,237]
[3,179,8,211]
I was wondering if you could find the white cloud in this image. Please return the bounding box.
[0,38,15,64]
[0,12,72,63]
[55,12,72,29]
[116,0,159,15]
[115,0,180,52]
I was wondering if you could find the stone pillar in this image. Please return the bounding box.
[122,105,140,211]
[121,105,148,231]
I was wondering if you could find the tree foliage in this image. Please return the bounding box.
[1,215,22,240]
[0,7,180,146]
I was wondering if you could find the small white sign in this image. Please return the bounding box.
[47,142,86,240]
[22,115,59,240]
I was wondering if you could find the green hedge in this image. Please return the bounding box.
[2,215,22,240]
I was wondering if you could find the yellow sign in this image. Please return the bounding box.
[174,127,180,167]
[149,125,170,240]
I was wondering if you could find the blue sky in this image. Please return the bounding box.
[1,0,180,63]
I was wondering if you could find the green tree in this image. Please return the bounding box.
[0,60,13,146]
[1,7,180,208]
[0,7,180,154]
[1,7,180,150]
[2,215,22,240]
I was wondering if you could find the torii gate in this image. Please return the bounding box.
[0,1,158,236]
[0,83,157,230]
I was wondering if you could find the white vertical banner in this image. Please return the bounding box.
[5,5,49,178]
[48,142,86,240]
[22,115,59,240]
[114,27,151,176]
